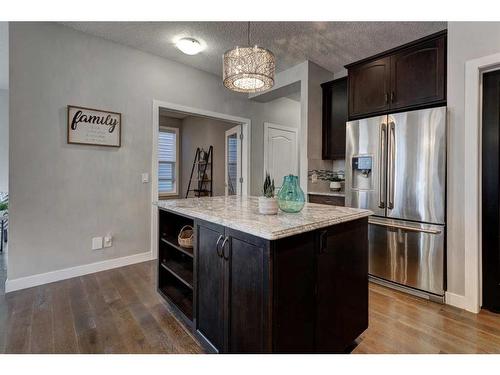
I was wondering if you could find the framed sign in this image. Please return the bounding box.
[67,105,121,147]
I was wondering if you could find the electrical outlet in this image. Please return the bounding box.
[92,237,103,250]
[104,234,113,248]
[142,173,149,183]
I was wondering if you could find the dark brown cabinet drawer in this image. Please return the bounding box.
[308,194,345,206]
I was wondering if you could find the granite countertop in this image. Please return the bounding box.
[308,191,345,197]
[155,196,371,240]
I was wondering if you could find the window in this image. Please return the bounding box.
[158,127,179,196]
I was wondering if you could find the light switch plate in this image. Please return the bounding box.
[92,236,103,250]
[142,173,149,183]
[104,234,113,248]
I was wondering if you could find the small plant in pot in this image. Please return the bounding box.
[329,175,343,191]
[258,173,278,215]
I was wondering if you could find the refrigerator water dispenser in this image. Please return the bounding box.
[351,156,373,190]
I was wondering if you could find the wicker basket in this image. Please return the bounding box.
[178,225,193,248]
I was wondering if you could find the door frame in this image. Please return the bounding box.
[224,125,242,196]
[263,122,299,184]
[151,100,251,260]
[464,52,500,313]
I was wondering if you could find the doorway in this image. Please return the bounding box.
[481,68,500,313]
[225,125,242,196]
[151,100,251,259]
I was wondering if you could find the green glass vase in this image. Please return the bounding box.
[277,175,305,213]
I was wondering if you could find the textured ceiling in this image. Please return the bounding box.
[61,22,447,77]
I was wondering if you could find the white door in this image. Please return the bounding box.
[225,125,242,196]
[264,123,299,189]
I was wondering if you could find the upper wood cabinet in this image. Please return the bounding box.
[346,30,447,119]
[347,57,391,119]
[322,77,348,160]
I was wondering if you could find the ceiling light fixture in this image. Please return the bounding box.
[223,22,275,93]
[176,37,204,55]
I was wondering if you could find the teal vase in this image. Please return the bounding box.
[277,175,305,213]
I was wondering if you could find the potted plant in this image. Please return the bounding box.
[329,175,343,191]
[258,173,278,215]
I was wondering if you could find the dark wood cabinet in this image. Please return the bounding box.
[390,35,446,110]
[195,220,225,352]
[322,77,348,159]
[346,30,446,119]
[158,208,368,353]
[225,228,271,353]
[308,194,345,206]
[315,220,368,352]
[348,57,391,119]
[195,222,271,353]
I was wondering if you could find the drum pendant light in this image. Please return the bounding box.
[223,22,275,93]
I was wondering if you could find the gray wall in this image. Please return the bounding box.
[8,22,260,279]
[8,22,308,281]
[446,22,500,296]
[0,22,8,193]
[180,116,234,197]
[0,90,7,192]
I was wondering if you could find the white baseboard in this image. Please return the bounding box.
[445,291,467,310]
[5,251,155,293]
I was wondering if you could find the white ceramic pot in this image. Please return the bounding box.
[258,196,279,215]
[329,181,341,191]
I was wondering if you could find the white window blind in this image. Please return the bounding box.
[158,128,178,195]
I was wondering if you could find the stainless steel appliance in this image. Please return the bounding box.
[345,106,446,301]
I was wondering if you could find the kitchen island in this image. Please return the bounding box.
[155,196,372,353]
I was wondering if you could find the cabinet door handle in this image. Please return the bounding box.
[384,92,388,104]
[221,237,230,260]
[390,91,395,103]
[319,230,328,254]
[216,235,224,257]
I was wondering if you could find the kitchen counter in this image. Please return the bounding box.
[156,195,370,353]
[155,195,370,240]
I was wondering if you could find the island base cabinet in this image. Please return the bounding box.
[226,229,271,353]
[195,221,225,352]
[315,219,369,352]
[195,221,271,353]
[193,217,369,353]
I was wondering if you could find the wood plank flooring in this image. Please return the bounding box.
[1,258,500,353]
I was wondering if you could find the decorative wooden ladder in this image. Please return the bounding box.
[185,146,213,198]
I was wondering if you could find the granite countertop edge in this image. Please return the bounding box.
[154,196,371,241]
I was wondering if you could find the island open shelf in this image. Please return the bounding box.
[158,209,194,322]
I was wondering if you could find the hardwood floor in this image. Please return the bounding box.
[0,259,499,354]
[0,260,203,354]
[353,283,500,354]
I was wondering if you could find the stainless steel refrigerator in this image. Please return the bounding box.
[345,106,446,301]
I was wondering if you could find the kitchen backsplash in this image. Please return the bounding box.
[308,169,343,181]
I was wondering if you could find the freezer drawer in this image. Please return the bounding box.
[368,217,445,296]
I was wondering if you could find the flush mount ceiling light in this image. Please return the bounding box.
[176,37,204,55]
[223,22,275,93]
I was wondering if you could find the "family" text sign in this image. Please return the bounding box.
[67,105,121,147]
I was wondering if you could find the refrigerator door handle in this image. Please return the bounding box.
[387,121,396,210]
[378,123,387,208]
[369,218,442,234]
